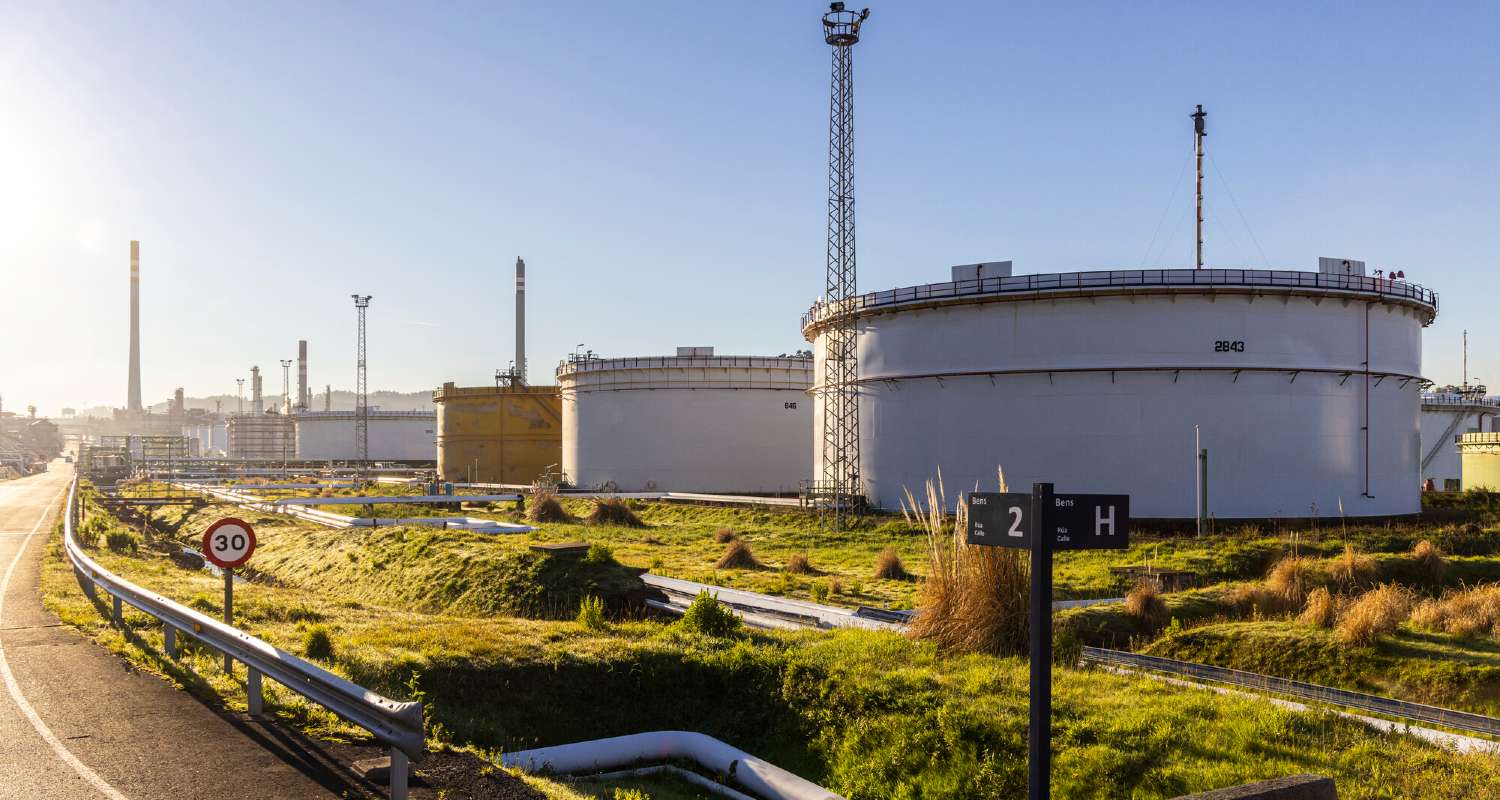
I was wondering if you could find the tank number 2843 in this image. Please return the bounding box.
[1214,340,1246,352]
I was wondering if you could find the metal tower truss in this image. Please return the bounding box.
[352,294,372,484]
[819,3,869,529]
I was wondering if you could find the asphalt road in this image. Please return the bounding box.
[0,464,372,799]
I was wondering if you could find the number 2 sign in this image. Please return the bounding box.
[202,517,257,569]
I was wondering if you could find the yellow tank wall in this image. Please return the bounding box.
[434,385,561,484]
[1462,450,1500,491]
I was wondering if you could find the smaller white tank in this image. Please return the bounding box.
[558,348,812,493]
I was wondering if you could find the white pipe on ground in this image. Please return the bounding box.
[501,731,844,800]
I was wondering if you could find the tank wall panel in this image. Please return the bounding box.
[435,392,561,483]
[296,417,435,460]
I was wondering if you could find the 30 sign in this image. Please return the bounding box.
[202,517,257,569]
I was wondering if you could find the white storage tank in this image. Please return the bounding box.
[557,347,813,492]
[1420,391,1500,491]
[293,410,436,461]
[803,264,1438,519]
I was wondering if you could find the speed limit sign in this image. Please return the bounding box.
[202,517,256,569]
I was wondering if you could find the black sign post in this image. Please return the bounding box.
[969,483,1130,800]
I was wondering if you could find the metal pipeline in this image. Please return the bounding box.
[500,731,844,800]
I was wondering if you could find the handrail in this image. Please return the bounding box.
[1082,646,1499,738]
[62,477,423,798]
[802,268,1440,331]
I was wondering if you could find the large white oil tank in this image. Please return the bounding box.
[557,347,812,493]
[803,264,1438,519]
[1420,392,1500,490]
[293,410,436,461]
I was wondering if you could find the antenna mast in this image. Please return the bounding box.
[820,2,870,530]
[1192,104,1207,270]
[352,294,372,484]
[1463,329,1469,389]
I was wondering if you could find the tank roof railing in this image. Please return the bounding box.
[1457,432,1500,447]
[1422,393,1500,409]
[294,409,436,418]
[802,268,1439,330]
[556,355,814,379]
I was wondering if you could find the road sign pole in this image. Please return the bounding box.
[223,569,233,673]
[1028,482,1053,800]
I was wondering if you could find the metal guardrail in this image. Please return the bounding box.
[802,268,1440,330]
[1421,393,1500,409]
[1458,432,1500,445]
[62,477,424,798]
[1082,646,1500,739]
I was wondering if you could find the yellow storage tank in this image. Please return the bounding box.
[433,382,562,484]
[1459,433,1500,491]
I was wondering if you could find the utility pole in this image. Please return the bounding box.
[352,295,372,485]
[1192,104,1206,270]
[819,2,870,531]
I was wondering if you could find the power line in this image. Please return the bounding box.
[1208,151,1272,269]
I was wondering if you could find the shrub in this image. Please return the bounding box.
[784,553,814,575]
[713,527,738,544]
[1335,584,1415,647]
[614,788,647,800]
[1124,580,1169,629]
[104,530,140,553]
[810,581,830,602]
[905,476,1028,656]
[874,547,910,580]
[302,625,335,660]
[527,485,573,523]
[715,539,763,570]
[576,595,607,631]
[829,578,844,595]
[1411,539,1448,586]
[1329,545,1377,591]
[584,542,615,565]
[586,498,645,528]
[1299,586,1339,629]
[676,590,740,636]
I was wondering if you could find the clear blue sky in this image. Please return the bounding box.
[3,1,1497,416]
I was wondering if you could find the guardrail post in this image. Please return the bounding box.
[247,667,263,717]
[163,624,177,659]
[389,748,409,800]
[112,594,123,626]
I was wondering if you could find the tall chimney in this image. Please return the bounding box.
[251,366,263,413]
[515,257,526,384]
[297,340,309,410]
[127,240,143,411]
[173,387,185,416]
[325,384,331,411]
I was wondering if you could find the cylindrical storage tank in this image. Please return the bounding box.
[558,350,813,493]
[1420,394,1500,491]
[433,383,562,484]
[1459,433,1500,491]
[803,268,1438,519]
[294,411,436,461]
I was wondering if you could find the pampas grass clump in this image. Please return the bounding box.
[586,498,645,528]
[1265,556,1322,606]
[527,485,573,523]
[1335,584,1415,646]
[1329,545,1377,591]
[904,468,1029,656]
[1124,580,1169,629]
[715,538,763,570]
[1410,583,1500,638]
[1299,587,1340,629]
[784,553,815,575]
[1411,539,1448,586]
[873,547,910,580]
[713,527,738,544]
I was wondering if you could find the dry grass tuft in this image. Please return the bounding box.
[1329,545,1377,591]
[715,538,763,570]
[1226,584,1298,617]
[526,485,573,523]
[1335,584,1415,647]
[784,553,815,575]
[874,547,910,580]
[1409,584,1500,638]
[1265,556,1322,606]
[712,527,738,544]
[904,471,1029,656]
[1411,539,1448,585]
[586,498,646,528]
[1124,580,1169,629]
[1298,586,1340,629]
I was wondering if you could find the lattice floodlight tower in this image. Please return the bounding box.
[351,294,372,484]
[818,3,869,530]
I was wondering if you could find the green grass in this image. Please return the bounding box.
[40,494,1500,800]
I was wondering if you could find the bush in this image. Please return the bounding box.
[104,530,140,553]
[584,542,615,565]
[1124,580,1168,629]
[676,590,740,637]
[576,595,607,631]
[713,527,737,544]
[1298,586,1339,629]
[716,539,763,570]
[1329,545,1376,591]
[587,498,645,528]
[874,547,910,580]
[1411,539,1448,586]
[527,486,573,523]
[810,581,830,602]
[1335,584,1415,647]
[784,553,814,575]
[302,625,335,660]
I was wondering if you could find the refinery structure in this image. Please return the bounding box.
[37,4,1499,523]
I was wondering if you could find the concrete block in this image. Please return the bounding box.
[1170,774,1337,800]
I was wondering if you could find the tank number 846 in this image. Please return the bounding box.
[1214,340,1246,352]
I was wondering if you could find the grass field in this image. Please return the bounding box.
[43,486,1500,800]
